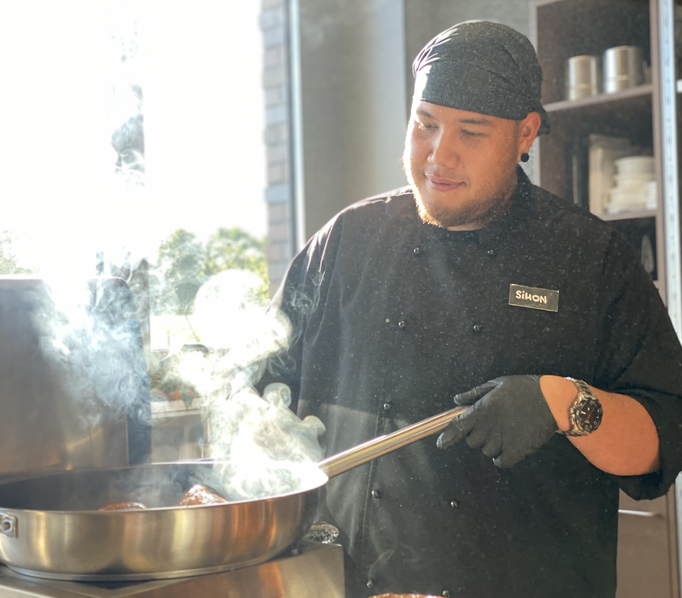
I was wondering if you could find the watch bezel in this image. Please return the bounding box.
[559,378,603,437]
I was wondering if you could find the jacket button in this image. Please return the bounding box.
[413,246,421,255]
[450,500,459,509]
[442,591,451,597]
[383,402,392,411]
[371,489,382,499]
[473,324,482,332]
[398,320,406,329]
[367,579,375,589]
[487,249,495,256]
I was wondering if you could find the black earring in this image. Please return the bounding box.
[520,152,530,163]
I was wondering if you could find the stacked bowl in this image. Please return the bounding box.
[605,156,656,214]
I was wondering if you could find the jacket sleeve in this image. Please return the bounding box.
[257,216,343,412]
[594,232,682,500]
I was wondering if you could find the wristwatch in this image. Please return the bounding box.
[557,378,603,437]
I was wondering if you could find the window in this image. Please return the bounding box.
[0,0,269,353]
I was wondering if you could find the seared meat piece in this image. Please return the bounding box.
[98,501,147,511]
[177,484,228,506]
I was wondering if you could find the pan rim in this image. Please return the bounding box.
[0,460,329,514]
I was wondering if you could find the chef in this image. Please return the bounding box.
[265,20,682,597]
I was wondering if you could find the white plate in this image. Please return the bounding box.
[613,172,654,188]
[614,155,655,174]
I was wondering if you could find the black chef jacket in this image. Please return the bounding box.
[267,168,682,597]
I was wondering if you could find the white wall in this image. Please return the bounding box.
[294,0,408,241]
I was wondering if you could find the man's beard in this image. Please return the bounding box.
[402,153,516,230]
[413,187,478,229]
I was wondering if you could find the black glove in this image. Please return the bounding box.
[436,375,558,468]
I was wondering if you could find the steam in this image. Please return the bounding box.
[206,384,326,500]
[170,270,327,500]
[24,264,326,501]
[33,276,149,428]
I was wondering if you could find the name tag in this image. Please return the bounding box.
[508,284,559,312]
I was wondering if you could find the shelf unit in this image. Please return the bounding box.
[531,2,679,598]
[531,0,666,298]
[544,82,654,113]
[600,208,658,220]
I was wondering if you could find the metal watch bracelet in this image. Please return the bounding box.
[556,377,603,437]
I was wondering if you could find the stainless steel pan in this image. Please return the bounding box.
[0,406,466,581]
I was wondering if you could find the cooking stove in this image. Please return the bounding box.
[0,543,344,598]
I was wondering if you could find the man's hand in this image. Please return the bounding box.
[436,375,557,468]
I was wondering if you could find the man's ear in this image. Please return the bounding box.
[518,112,542,153]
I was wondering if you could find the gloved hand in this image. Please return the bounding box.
[436,375,558,468]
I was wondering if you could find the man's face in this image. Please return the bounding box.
[403,101,537,230]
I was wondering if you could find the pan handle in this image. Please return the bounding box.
[318,406,468,479]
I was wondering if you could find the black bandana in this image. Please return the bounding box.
[412,21,550,135]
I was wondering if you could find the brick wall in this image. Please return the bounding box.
[260,0,294,296]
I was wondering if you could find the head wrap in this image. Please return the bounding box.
[412,20,550,135]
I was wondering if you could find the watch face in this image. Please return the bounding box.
[576,397,603,432]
